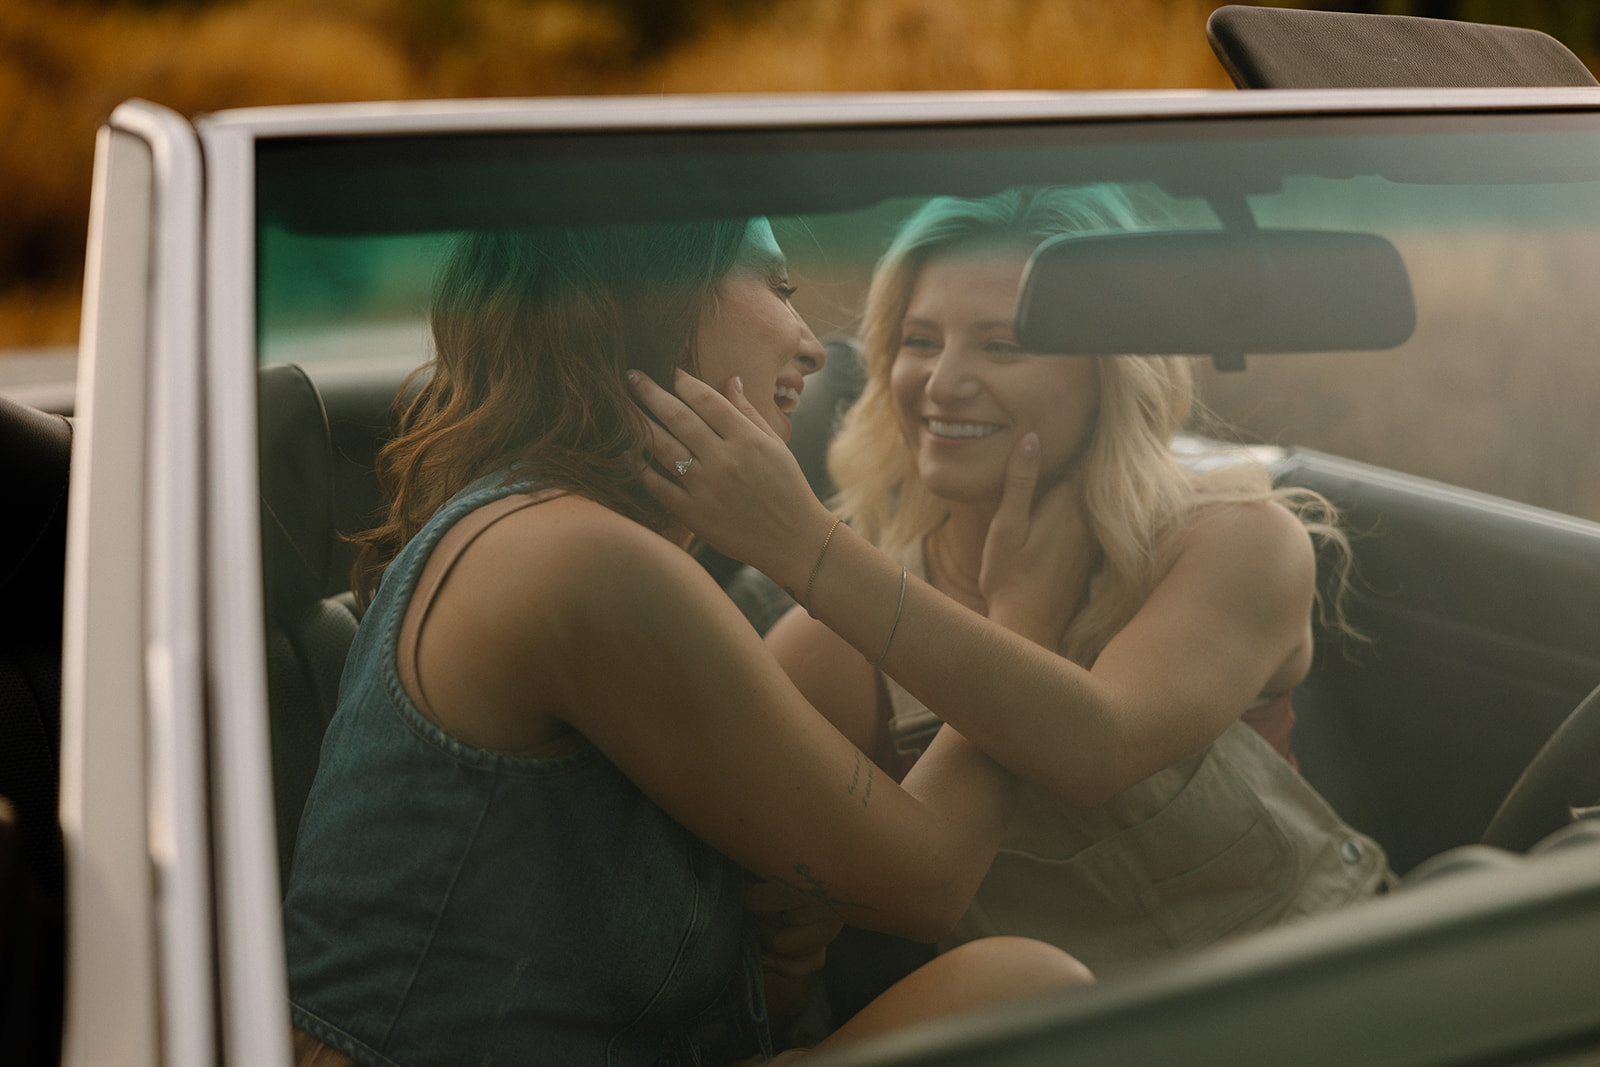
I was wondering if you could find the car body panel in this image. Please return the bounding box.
[197,86,1600,137]
[809,840,1600,1066]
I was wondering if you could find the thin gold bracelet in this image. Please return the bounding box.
[868,565,908,666]
[805,517,844,615]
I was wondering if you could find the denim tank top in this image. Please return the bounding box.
[883,541,1389,977]
[283,473,771,1066]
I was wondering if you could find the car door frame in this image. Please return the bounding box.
[61,101,215,1067]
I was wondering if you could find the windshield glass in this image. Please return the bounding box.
[253,105,1600,1065]
[257,112,1600,522]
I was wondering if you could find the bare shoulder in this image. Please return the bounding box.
[1165,498,1316,608]
[465,493,719,620]
[480,492,694,572]
[417,493,737,737]
[1179,497,1312,560]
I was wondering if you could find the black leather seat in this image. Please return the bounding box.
[258,364,362,882]
[0,392,69,1067]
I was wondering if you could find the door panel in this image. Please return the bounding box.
[1281,451,1600,872]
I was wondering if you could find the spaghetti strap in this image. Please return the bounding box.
[396,487,566,720]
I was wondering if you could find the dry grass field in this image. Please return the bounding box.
[3,0,1599,520]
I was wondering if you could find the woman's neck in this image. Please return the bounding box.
[924,505,993,612]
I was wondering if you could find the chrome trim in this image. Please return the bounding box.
[109,98,216,1067]
[195,86,1600,140]
[196,114,294,1067]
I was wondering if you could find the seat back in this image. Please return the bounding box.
[259,364,362,882]
[0,393,69,1066]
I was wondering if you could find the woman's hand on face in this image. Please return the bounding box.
[979,433,1096,650]
[629,369,836,590]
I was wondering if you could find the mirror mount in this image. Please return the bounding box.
[1207,193,1260,371]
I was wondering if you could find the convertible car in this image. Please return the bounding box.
[3,7,1599,1065]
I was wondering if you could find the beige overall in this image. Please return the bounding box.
[886,547,1389,976]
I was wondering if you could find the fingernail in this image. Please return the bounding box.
[626,370,639,385]
[732,375,744,395]
[1020,432,1039,457]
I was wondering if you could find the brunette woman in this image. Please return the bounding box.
[281,218,1090,1067]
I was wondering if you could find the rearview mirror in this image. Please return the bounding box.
[1014,229,1416,371]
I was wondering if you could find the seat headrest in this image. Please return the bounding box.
[0,395,72,643]
[259,364,335,618]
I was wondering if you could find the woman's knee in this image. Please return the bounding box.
[938,935,1095,994]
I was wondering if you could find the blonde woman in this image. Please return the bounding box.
[630,188,1390,983]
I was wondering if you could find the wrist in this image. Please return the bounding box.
[773,507,848,602]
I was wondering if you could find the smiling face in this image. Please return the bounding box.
[890,244,1100,508]
[693,218,827,441]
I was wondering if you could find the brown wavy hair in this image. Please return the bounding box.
[351,221,749,606]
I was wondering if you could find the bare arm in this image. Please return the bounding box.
[765,605,884,754]
[421,496,1016,942]
[630,370,1316,807]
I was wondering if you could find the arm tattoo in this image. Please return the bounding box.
[773,756,883,915]
[847,751,875,808]
[777,864,877,916]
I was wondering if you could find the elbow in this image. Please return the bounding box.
[1044,726,1144,808]
[862,862,982,944]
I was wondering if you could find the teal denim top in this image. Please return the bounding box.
[283,473,771,1066]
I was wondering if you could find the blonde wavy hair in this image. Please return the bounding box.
[829,186,1353,666]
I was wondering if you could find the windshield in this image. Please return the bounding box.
[257,111,1600,522]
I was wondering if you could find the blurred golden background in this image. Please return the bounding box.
[3,0,1235,347]
[3,0,1598,518]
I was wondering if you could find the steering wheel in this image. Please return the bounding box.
[1480,681,1600,853]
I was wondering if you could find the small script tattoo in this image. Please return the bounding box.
[779,864,876,916]
[847,751,875,809]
